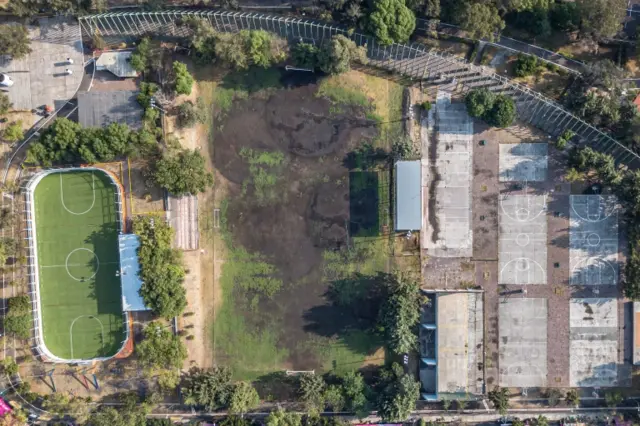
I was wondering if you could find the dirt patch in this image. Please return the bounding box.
[213,80,385,375]
[127,160,164,215]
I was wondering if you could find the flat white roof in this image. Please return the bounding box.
[395,160,422,231]
[96,51,138,78]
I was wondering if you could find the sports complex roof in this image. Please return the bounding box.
[395,160,422,231]
[118,234,148,312]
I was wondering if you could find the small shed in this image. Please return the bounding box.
[395,160,422,231]
[96,51,138,78]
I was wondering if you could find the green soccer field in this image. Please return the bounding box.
[33,169,125,360]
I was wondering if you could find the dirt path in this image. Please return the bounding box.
[166,78,220,370]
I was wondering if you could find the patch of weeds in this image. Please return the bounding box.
[317,78,369,107]
[214,198,289,380]
[239,148,287,206]
[323,236,389,283]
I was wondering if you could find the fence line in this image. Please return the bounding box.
[78,10,640,168]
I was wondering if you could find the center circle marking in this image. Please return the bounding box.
[516,258,530,272]
[65,248,99,282]
[516,208,530,221]
[516,233,530,247]
[587,233,601,247]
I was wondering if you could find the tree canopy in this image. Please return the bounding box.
[577,0,626,39]
[265,408,302,426]
[173,61,194,96]
[87,392,151,426]
[465,89,516,128]
[25,118,151,166]
[0,25,31,59]
[0,94,12,115]
[3,295,32,339]
[182,367,233,411]
[136,322,187,370]
[133,216,187,319]
[228,382,260,415]
[367,0,416,45]
[377,273,425,354]
[458,3,505,41]
[317,35,367,75]
[150,149,213,196]
[375,363,420,422]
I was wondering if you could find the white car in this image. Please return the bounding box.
[0,73,14,87]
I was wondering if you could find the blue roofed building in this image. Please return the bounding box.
[118,234,149,312]
[395,160,422,231]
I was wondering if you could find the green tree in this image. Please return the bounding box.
[317,35,367,75]
[488,387,510,415]
[577,0,626,39]
[514,54,539,77]
[265,408,302,426]
[0,25,32,59]
[176,101,205,128]
[323,385,346,412]
[550,2,581,32]
[375,363,420,422]
[3,295,32,340]
[133,216,187,319]
[484,95,516,128]
[458,3,505,41]
[0,94,12,115]
[228,381,260,415]
[341,371,369,416]
[299,373,326,414]
[136,322,187,370]
[182,16,217,64]
[565,389,580,406]
[0,357,18,376]
[367,0,416,45]
[173,61,194,96]
[378,273,426,354]
[182,367,233,411]
[533,416,549,426]
[151,149,213,195]
[131,37,153,73]
[515,7,551,38]
[87,392,151,426]
[3,121,23,143]
[214,32,249,69]
[292,43,319,70]
[245,30,284,68]
[604,390,623,407]
[465,88,496,118]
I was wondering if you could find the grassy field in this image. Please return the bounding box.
[206,69,398,380]
[33,170,125,360]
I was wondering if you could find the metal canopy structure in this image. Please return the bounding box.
[77,10,640,169]
[395,160,421,231]
[118,234,148,312]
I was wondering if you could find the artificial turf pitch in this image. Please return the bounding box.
[33,170,125,360]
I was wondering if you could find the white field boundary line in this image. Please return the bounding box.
[25,168,130,364]
[59,171,96,215]
[69,315,105,359]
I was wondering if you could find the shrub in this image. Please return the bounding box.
[173,61,194,96]
[421,101,431,111]
[3,121,23,143]
[484,95,516,128]
[177,101,204,128]
[514,54,539,78]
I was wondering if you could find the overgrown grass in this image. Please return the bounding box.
[316,71,404,149]
[304,330,384,373]
[215,67,282,114]
[214,199,289,380]
[239,148,287,206]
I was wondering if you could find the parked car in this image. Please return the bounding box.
[0,73,14,87]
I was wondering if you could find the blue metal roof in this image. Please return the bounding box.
[395,160,422,231]
[118,234,148,312]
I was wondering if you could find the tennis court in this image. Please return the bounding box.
[33,169,125,360]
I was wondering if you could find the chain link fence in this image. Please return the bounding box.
[78,10,640,168]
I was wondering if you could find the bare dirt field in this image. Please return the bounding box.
[209,69,399,380]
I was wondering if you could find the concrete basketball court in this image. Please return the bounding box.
[499,298,548,387]
[499,143,548,182]
[569,195,618,286]
[569,298,619,387]
[499,194,547,284]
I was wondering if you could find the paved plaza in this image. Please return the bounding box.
[499,143,548,182]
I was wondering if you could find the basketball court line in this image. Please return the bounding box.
[499,193,548,285]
